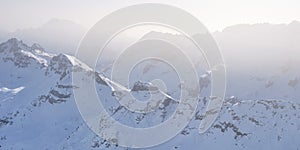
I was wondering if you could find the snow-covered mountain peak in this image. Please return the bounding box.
[0,38,91,72]
[0,39,299,149]
[0,38,49,68]
[1,38,50,56]
[0,38,29,53]
[47,53,92,79]
[31,43,45,52]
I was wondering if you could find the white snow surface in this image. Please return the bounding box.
[0,38,299,150]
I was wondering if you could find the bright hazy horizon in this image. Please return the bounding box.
[1,0,300,32]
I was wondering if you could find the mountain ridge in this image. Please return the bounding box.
[0,38,299,149]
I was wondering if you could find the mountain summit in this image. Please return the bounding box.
[0,39,299,149]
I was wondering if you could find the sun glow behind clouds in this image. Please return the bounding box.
[0,0,300,32]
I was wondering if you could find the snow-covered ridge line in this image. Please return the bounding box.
[0,38,92,71]
[0,38,299,149]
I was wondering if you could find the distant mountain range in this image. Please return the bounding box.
[0,19,86,55]
[1,19,299,57]
[0,20,299,149]
[0,38,299,150]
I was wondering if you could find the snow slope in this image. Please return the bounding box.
[0,38,299,149]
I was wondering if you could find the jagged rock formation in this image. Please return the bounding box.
[0,38,299,150]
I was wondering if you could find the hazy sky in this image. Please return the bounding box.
[0,0,299,32]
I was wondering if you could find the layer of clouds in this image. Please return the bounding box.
[1,0,300,32]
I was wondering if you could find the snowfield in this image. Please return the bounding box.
[0,38,299,149]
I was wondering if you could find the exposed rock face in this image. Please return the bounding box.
[0,38,299,149]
